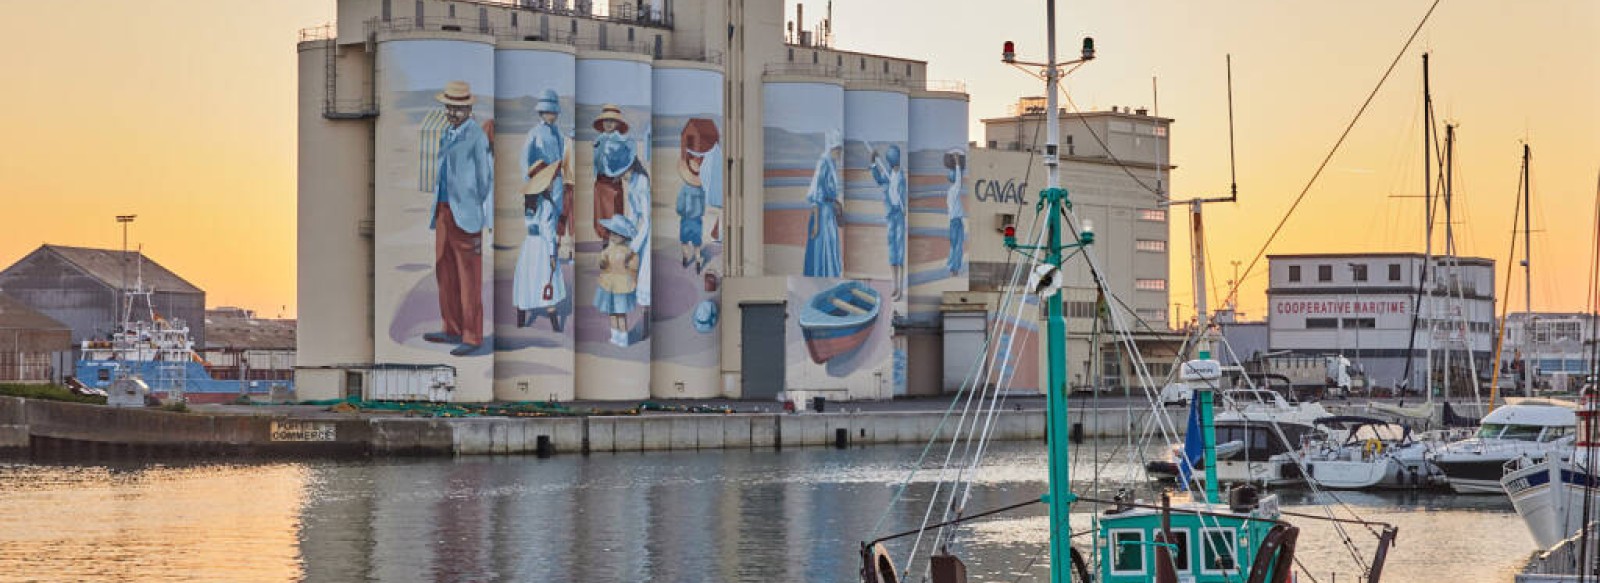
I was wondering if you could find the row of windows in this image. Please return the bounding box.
[1306,318,1376,329]
[1109,528,1238,576]
[786,48,916,75]
[1136,239,1167,253]
[1288,263,1403,283]
[1136,279,1167,291]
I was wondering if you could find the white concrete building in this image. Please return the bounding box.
[1267,253,1495,394]
[1502,312,1596,389]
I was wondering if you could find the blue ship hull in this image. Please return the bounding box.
[76,359,284,396]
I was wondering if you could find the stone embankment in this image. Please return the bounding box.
[0,396,1179,459]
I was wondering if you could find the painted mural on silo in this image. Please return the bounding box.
[491,43,577,401]
[785,277,895,398]
[373,36,495,401]
[842,88,909,301]
[762,81,844,278]
[907,94,971,327]
[650,63,724,398]
[574,54,653,400]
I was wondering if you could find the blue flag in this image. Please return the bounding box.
[1177,393,1204,491]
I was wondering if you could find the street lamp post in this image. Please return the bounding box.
[115,215,136,325]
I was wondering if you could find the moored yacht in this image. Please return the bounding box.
[1430,401,1575,494]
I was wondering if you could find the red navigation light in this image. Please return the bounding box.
[1002,41,1016,63]
[1004,225,1016,238]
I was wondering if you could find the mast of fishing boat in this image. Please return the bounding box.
[1000,4,1094,580]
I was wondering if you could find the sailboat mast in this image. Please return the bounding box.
[1403,54,1433,396]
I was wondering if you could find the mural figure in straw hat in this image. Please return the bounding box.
[423,80,494,356]
[803,129,844,278]
[513,89,569,330]
[594,215,640,347]
[676,118,720,274]
[591,104,635,245]
[944,148,967,275]
[619,143,653,340]
[870,143,908,300]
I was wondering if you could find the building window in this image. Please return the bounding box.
[812,51,818,64]
[1307,318,1339,329]
[1318,265,1332,282]
[628,27,634,42]
[1389,263,1401,281]
[1138,208,1167,222]
[1351,264,1367,281]
[837,55,842,67]
[571,19,578,34]
[1136,240,1167,252]
[448,4,455,18]
[510,12,517,27]
[860,58,866,70]
[906,63,912,75]
[987,140,998,148]
[1111,530,1146,575]
[1066,134,1075,156]
[883,61,889,73]
[1201,529,1238,574]
[1288,265,1301,282]
[1136,279,1167,291]
[1341,318,1376,329]
[788,48,793,61]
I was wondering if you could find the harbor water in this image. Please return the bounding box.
[0,441,1535,582]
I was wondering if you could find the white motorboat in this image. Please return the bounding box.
[1431,401,1576,494]
[1302,416,1446,490]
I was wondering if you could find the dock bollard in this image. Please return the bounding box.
[535,435,554,458]
[834,428,849,449]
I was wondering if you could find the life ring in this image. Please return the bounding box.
[868,543,900,583]
[1362,438,1384,457]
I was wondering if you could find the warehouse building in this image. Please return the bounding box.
[1267,252,1495,394]
[0,245,206,352]
[0,292,72,383]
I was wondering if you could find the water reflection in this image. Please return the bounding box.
[0,442,1538,582]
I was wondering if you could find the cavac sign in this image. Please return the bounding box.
[974,178,1029,205]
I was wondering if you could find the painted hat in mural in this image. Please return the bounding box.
[435,81,476,106]
[522,160,560,195]
[883,144,902,168]
[825,129,843,151]
[678,118,720,187]
[692,299,719,333]
[943,148,966,170]
[534,89,561,114]
[592,104,629,133]
[598,214,637,240]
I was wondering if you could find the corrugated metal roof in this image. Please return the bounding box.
[39,244,203,294]
[0,292,71,331]
[204,315,296,350]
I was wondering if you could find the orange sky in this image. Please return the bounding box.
[1,0,1595,321]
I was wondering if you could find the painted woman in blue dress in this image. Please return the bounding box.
[513,89,568,330]
[803,130,844,278]
[944,149,967,276]
[870,144,908,299]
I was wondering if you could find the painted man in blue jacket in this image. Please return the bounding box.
[425,81,494,356]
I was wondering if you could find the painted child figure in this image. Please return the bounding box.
[944,149,967,276]
[676,118,720,274]
[594,215,640,347]
[513,160,566,330]
[870,144,908,300]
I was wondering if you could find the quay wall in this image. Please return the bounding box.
[0,396,1181,458]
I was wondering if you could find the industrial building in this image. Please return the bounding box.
[0,292,72,383]
[1267,252,1495,394]
[1501,312,1595,391]
[295,0,1175,402]
[0,245,206,352]
[201,307,297,388]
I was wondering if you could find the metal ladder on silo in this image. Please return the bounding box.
[323,36,378,120]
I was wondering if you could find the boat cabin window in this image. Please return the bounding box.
[1201,528,1239,574]
[1482,424,1544,441]
[1167,529,1191,573]
[1109,529,1146,575]
[1541,426,1573,442]
[97,368,111,381]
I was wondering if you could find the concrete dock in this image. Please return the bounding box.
[0,395,1188,459]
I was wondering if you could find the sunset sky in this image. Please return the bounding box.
[0,0,1594,321]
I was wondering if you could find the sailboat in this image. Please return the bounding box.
[856,4,1400,581]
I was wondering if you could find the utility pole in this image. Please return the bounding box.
[116,215,136,327]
